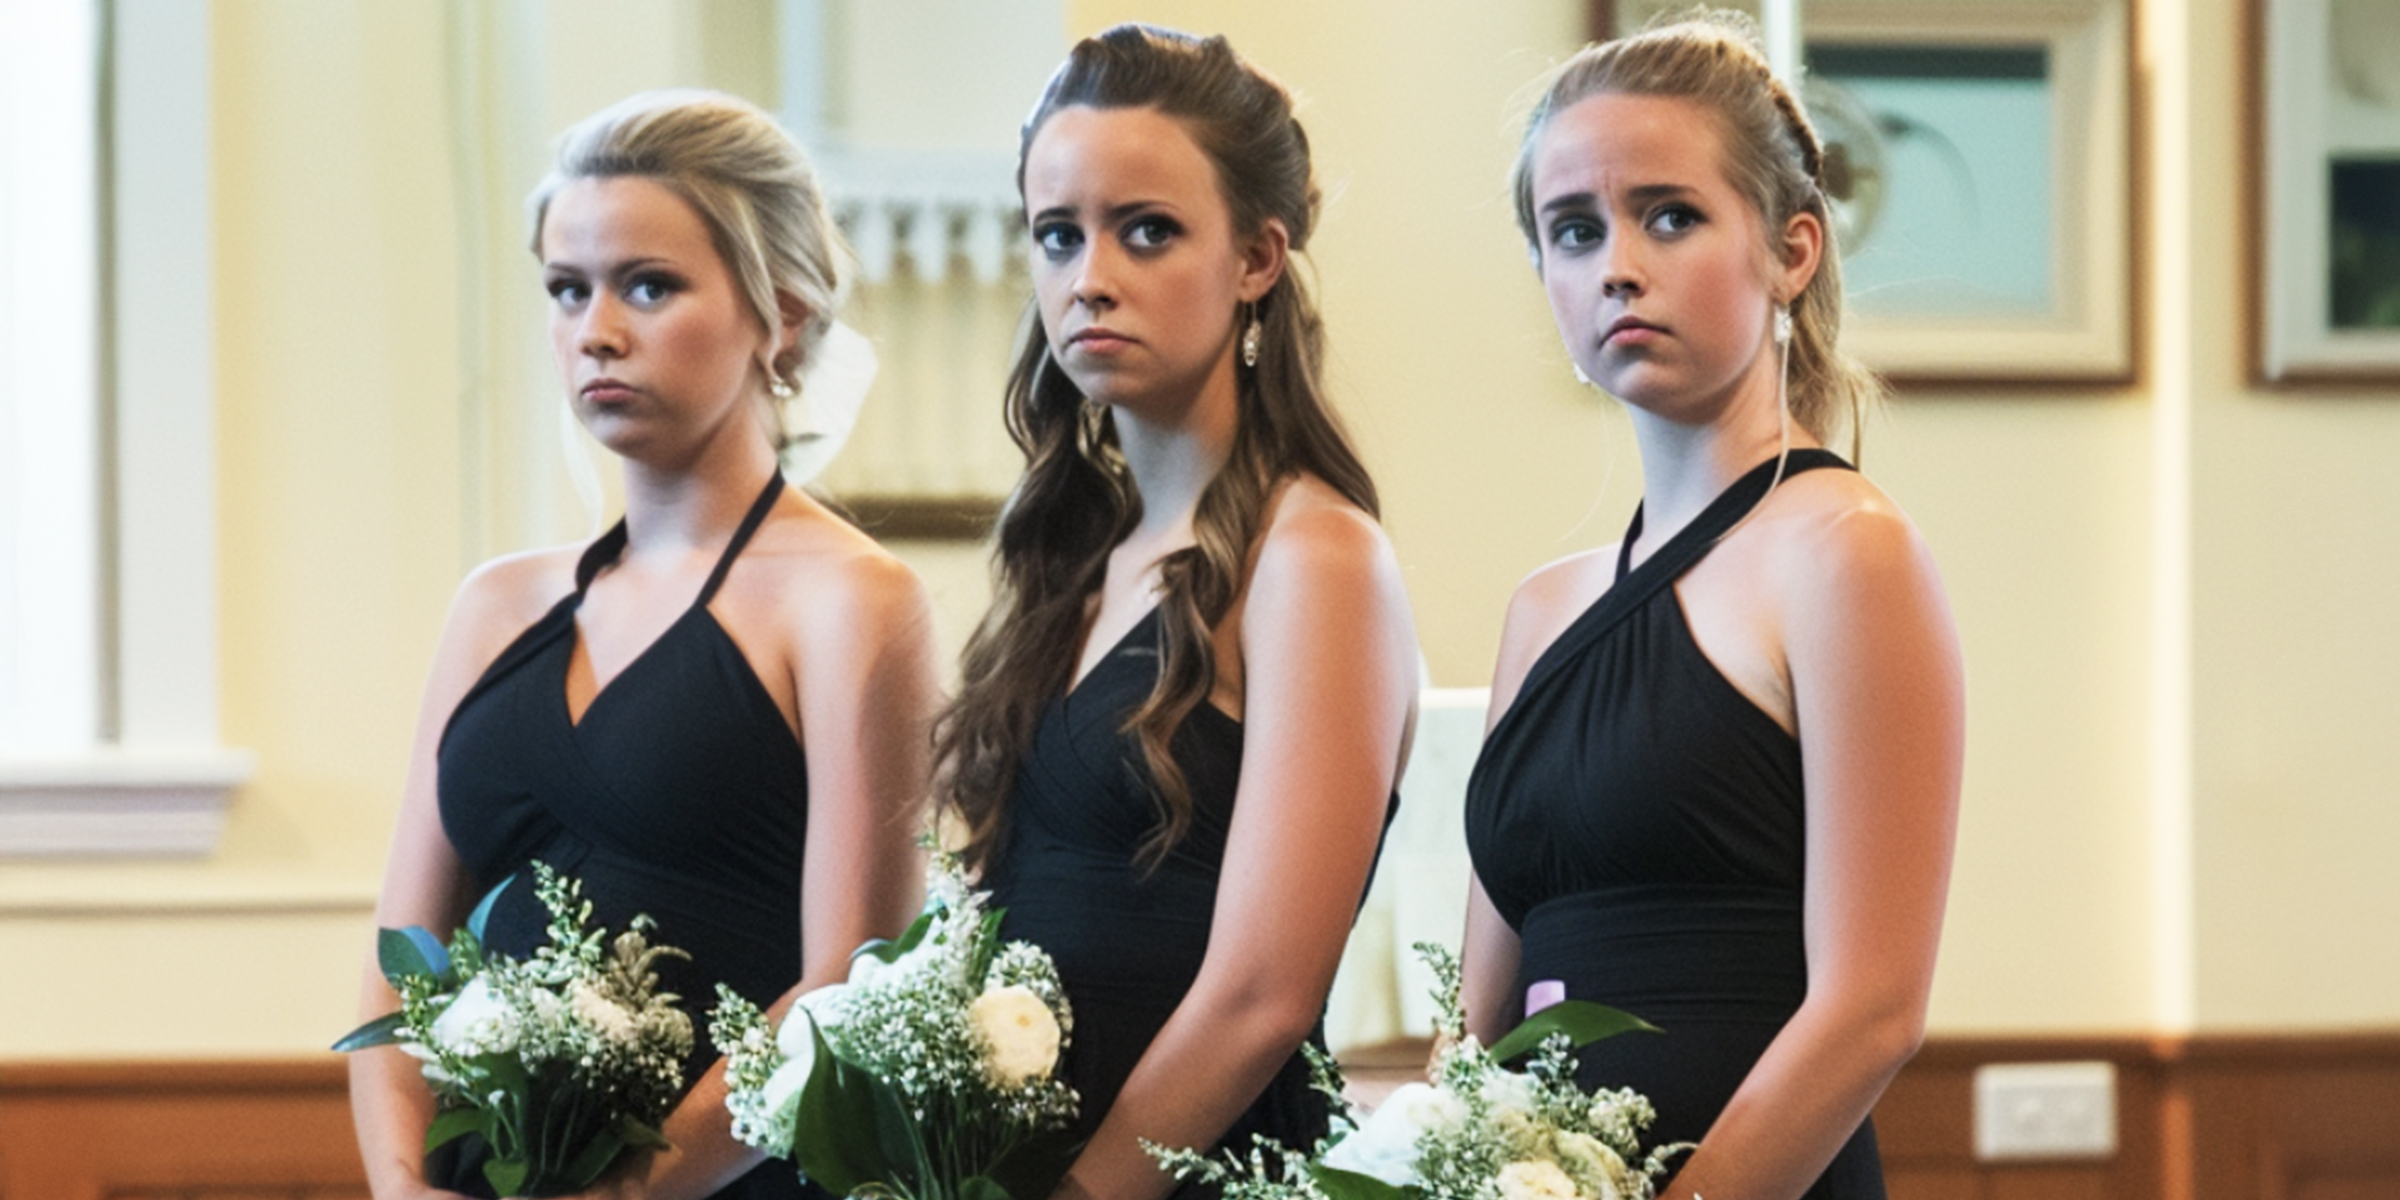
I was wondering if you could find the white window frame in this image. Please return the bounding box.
[0,0,250,857]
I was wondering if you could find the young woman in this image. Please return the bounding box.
[351,91,937,1200]
[933,25,1417,1200]
[1460,16,1964,1200]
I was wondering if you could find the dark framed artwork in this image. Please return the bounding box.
[2254,0,2400,383]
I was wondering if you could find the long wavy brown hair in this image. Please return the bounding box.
[936,24,1379,875]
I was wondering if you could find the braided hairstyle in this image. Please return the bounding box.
[1509,9,1880,448]
[936,25,1378,874]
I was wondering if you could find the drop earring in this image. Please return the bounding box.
[1773,306,1793,346]
[1240,315,1262,368]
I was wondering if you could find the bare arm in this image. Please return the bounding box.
[594,552,940,1200]
[351,559,560,1200]
[1653,506,1963,1200]
[1054,505,1418,1200]
[1459,552,1607,1046]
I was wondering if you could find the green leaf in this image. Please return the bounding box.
[850,908,934,967]
[785,1016,895,1196]
[865,1069,927,1188]
[615,1115,672,1151]
[483,1156,528,1197]
[378,925,453,986]
[958,1175,1015,1200]
[968,908,1006,980]
[467,874,511,942]
[331,1010,409,1053]
[424,1107,487,1152]
[1485,998,1660,1064]
[561,1127,627,1191]
[983,1126,1084,1200]
[1307,1162,1415,1200]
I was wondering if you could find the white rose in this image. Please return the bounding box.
[1496,1159,1583,1200]
[431,977,517,1054]
[761,1008,825,1117]
[967,985,1061,1087]
[1479,1069,1538,1117]
[791,983,852,1036]
[1321,1082,1459,1186]
[571,981,638,1044]
[1550,1132,1629,1200]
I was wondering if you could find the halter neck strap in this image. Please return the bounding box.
[571,471,788,605]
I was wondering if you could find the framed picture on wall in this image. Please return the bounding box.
[1598,0,2136,386]
[2253,0,2400,383]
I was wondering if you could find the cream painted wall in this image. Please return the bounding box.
[3,0,2393,1063]
[2175,0,2400,1028]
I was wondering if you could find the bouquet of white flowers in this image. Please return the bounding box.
[1148,943,1689,1200]
[336,862,694,1197]
[709,856,1080,1200]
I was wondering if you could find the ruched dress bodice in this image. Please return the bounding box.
[984,607,1375,1175]
[438,473,811,1200]
[1463,450,1885,1200]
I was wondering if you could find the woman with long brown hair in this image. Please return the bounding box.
[1460,14,1963,1200]
[933,25,1416,1200]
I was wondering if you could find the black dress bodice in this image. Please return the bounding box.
[438,473,810,1200]
[1463,450,1886,1200]
[984,606,1372,1171]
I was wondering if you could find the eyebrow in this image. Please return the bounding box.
[1538,182,1699,215]
[542,255,679,276]
[1029,199,1180,225]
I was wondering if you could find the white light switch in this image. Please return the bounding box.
[1972,1061,2117,1161]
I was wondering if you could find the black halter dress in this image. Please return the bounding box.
[984,607,1387,1185]
[438,473,812,1200]
[1462,450,1885,1199]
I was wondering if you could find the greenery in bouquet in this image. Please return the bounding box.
[709,854,1079,1200]
[335,862,695,1197]
[1148,943,1689,1200]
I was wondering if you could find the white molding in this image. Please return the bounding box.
[0,747,253,857]
[820,146,1021,285]
[0,0,244,858]
[0,0,103,751]
[113,0,224,749]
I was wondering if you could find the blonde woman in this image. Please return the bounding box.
[351,91,935,1200]
[1461,16,1964,1200]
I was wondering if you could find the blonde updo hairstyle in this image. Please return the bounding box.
[527,89,853,448]
[1510,11,1880,449]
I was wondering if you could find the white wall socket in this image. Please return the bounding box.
[1972,1061,2118,1161]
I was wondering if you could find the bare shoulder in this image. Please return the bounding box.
[1483,546,1615,723]
[1761,468,1943,598]
[1248,473,1401,600]
[447,546,580,651]
[1506,546,1617,640]
[744,496,934,644]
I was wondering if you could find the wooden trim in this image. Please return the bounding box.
[5,1036,2400,1198]
[828,494,1001,542]
[0,1056,365,1198]
[0,1056,346,1094]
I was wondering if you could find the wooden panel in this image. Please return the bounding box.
[4,1035,2399,1198]
[0,1059,364,1200]
[1888,1164,1986,1200]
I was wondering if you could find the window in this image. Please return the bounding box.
[0,0,249,857]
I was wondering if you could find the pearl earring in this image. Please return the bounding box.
[1773,306,1793,346]
[1240,316,1263,368]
